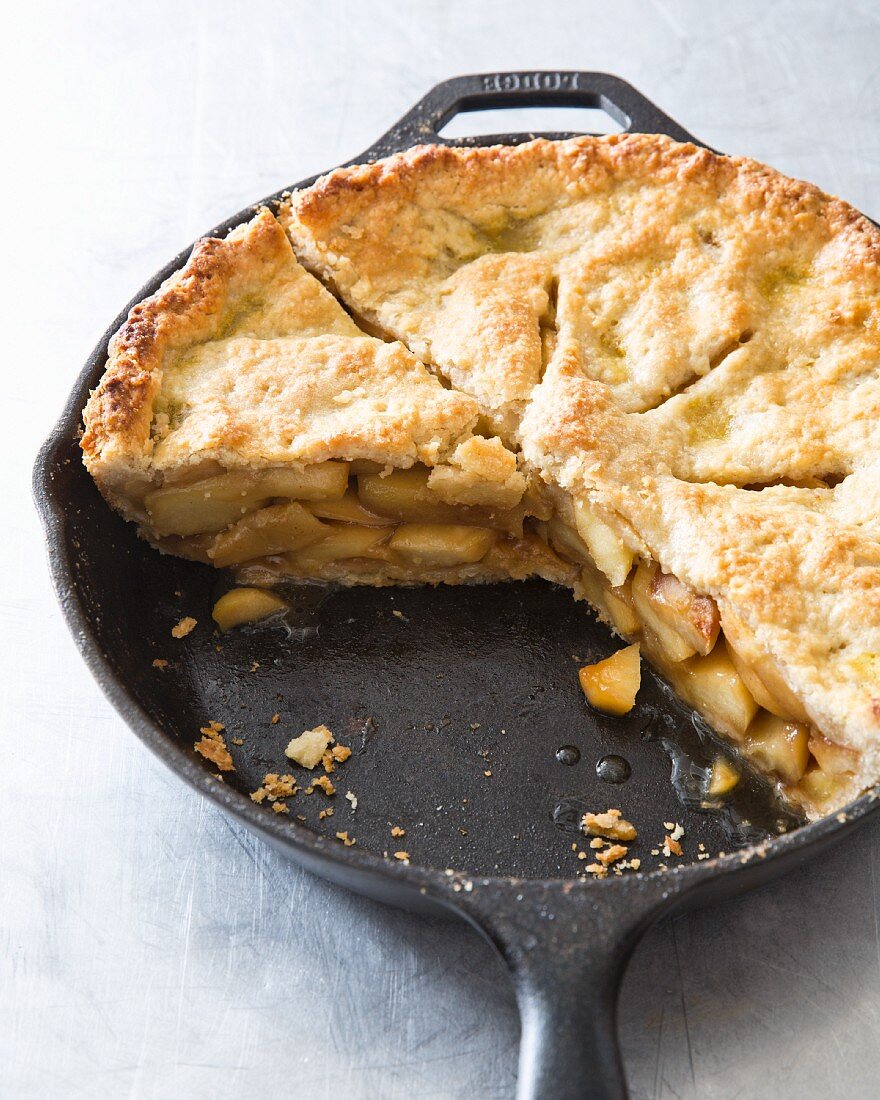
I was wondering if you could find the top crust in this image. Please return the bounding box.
[285,134,880,458]
[81,208,488,516]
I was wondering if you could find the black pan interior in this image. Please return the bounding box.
[58,432,801,880]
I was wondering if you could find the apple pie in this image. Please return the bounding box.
[82,134,880,818]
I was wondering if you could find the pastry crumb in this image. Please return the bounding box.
[318,807,334,820]
[345,790,358,811]
[331,745,352,763]
[391,825,405,837]
[230,737,244,746]
[172,616,197,639]
[272,802,289,814]
[582,809,637,842]
[285,724,333,768]
[663,835,683,857]
[308,775,336,796]
[596,844,628,867]
[152,658,168,670]
[335,830,356,846]
[393,851,410,862]
[251,773,298,804]
[271,713,280,725]
[194,720,234,772]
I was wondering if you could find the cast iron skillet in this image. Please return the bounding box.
[34,72,880,1099]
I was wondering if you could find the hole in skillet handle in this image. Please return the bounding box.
[439,104,625,140]
[353,70,700,162]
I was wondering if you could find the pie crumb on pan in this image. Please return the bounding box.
[81,134,880,819]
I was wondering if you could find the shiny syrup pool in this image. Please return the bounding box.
[555,745,581,766]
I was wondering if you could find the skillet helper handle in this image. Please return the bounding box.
[357,70,698,161]
[456,875,681,1100]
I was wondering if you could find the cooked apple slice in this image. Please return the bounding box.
[212,587,288,631]
[572,502,635,588]
[209,502,328,567]
[256,462,349,501]
[578,563,640,637]
[707,757,740,797]
[162,459,227,487]
[146,470,269,536]
[305,489,394,526]
[605,589,640,637]
[388,524,497,567]
[348,459,385,475]
[632,562,696,662]
[745,711,810,784]
[548,517,593,565]
[358,467,465,523]
[723,633,782,715]
[721,607,809,722]
[647,570,719,656]
[808,732,858,776]
[668,638,759,740]
[798,765,850,810]
[146,463,349,536]
[579,644,641,715]
[287,524,391,568]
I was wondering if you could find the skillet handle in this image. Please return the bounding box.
[355,71,698,161]
[454,874,683,1100]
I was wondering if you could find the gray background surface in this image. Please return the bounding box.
[7,1,880,1096]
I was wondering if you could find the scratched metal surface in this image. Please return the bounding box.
[8,0,880,1096]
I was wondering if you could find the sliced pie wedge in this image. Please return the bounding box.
[81,209,569,588]
[82,137,880,819]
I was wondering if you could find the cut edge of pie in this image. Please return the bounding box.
[79,136,880,823]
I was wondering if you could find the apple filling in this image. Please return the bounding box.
[143,458,858,816]
[528,510,857,816]
[143,459,570,588]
